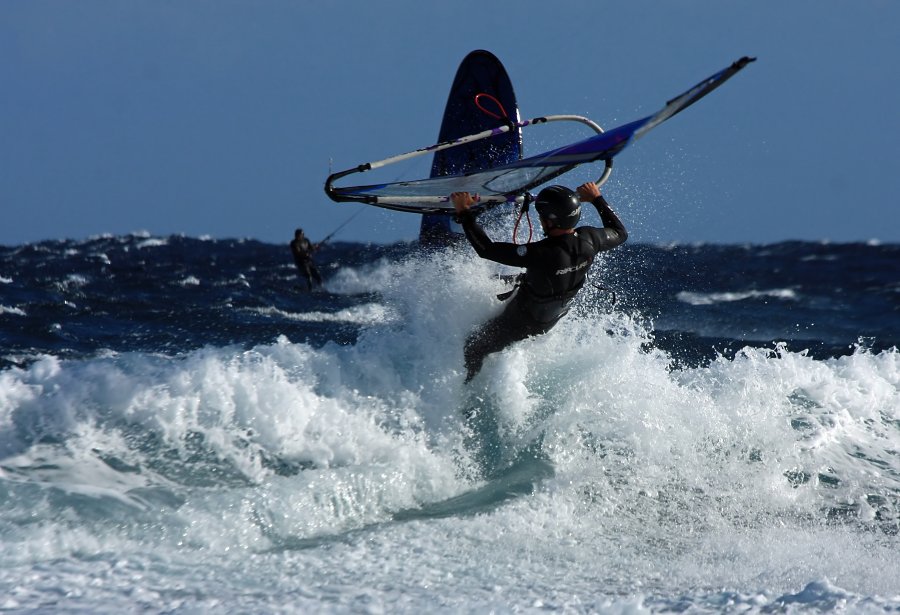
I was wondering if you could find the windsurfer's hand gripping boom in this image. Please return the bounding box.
[451,192,480,217]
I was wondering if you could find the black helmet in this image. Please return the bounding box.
[535,185,581,229]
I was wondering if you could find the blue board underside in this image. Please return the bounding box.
[419,50,522,246]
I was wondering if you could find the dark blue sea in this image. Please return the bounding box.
[1,232,898,612]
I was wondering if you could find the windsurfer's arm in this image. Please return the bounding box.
[451,192,526,266]
[577,182,628,249]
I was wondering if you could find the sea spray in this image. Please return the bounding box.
[1,235,899,611]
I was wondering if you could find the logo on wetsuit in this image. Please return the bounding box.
[554,259,589,276]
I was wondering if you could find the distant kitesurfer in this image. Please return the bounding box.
[290,228,323,291]
[451,182,627,383]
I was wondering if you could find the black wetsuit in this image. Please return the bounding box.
[458,195,627,382]
[290,236,323,291]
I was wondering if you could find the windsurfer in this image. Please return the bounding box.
[290,228,323,291]
[451,181,627,383]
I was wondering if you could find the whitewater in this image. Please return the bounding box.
[0,233,898,613]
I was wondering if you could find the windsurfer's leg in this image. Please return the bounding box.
[463,306,528,383]
[300,263,315,291]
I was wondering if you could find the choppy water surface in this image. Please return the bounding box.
[1,234,898,612]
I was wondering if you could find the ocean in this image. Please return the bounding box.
[1,231,898,613]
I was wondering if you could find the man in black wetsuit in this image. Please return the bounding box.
[290,228,323,291]
[451,181,627,383]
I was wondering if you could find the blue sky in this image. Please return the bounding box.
[2,1,898,247]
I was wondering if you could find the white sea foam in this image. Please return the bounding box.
[247,303,397,326]
[0,247,898,611]
[63,273,89,288]
[90,252,112,265]
[677,287,799,305]
[324,257,409,296]
[136,237,169,249]
[0,305,25,316]
[800,253,839,262]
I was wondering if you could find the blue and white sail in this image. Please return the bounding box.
[325,57,756,215]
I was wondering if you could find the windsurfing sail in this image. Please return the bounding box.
[421,50,522,246]
[325,56,756,215]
